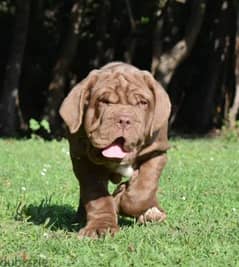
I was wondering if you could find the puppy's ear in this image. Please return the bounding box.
[59,71,98,134]
[143,71,171,136]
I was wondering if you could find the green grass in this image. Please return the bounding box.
[0,137,238,266]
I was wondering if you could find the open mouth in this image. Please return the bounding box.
[101,137,128,159]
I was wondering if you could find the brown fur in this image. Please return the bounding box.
[59,62,171,238]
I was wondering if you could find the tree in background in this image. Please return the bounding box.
[0,0,30,136]
[154,0,237,134]
[0,0,237,137]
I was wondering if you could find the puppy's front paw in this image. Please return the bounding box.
[78,223,119,239]
[137,207,166,224]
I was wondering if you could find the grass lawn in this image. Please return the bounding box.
[0,137,238,266]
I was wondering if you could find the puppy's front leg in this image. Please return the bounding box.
[72,158,119,238]
[114,154,167,223]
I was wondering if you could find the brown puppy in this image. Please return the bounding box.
[59,62,171,238]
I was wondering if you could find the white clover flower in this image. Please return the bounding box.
[61,147,70,155]
[39,253,47,259]
[43,232,49,238]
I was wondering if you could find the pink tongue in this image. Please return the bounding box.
[102,144,127,159]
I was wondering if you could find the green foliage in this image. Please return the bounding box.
[0,0,15,15]
[29,119,50,138]
[40,120,51,133]
[0,138,238,266]
[29,118,41,132]
[140,16,150,24]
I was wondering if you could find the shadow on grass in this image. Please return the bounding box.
[15,198,82,232]
[15,197,134,232]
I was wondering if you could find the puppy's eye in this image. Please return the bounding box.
[99,99,110,104]
[98,97,111,108]
[137,99,148,107]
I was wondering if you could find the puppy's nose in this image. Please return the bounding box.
[117,116,131,130]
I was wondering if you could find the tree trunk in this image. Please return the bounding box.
[42,1,84,137]
[0,0,31,136]
[228,36,239,128]
[164,0,236,134]
[152,0,206,87]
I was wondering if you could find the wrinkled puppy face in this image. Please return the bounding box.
[59,63,171,169]
[84,71,154,164]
